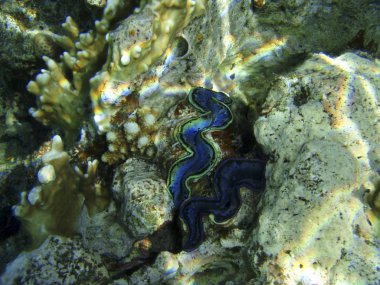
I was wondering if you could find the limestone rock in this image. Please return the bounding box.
[79,203,133,260]
[251,52,380,284]
[0,236,109,285]
[112,158,174,238]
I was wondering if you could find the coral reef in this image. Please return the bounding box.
[2,0,380,284]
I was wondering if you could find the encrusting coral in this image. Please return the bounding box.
[13,135,109,246]
[101,106,162,164]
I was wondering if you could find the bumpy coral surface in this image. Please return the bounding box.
[101,105,162,163]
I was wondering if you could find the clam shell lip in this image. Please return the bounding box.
[180,158,266,252]
[167,87,233,209]
[166,88,270,251]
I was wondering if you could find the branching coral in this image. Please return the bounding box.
[13,135,109,246]
[27,0,207,160]
[27,0,126,140]
[90,0,207,133]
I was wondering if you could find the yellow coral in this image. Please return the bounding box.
[14,136,108,247]
[102,107,163,164]
[26,0,122,139]
[27,55,83,139]
[90,0,206,133]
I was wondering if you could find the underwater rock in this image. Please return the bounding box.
[79,202,133,260]
[0,235,109,285]
[125,243,249,285]
[112,158,174,238]
[251,52,380,284]
[0,0,98,72]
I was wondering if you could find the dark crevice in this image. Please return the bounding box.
[104,219,183,284]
